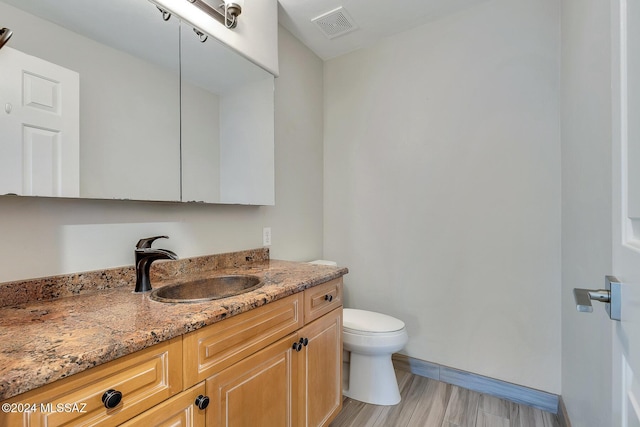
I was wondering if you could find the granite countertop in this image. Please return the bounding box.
[0,250,348,401]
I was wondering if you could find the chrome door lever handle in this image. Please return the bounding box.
[573,288,610,312]
[573,276,621,321]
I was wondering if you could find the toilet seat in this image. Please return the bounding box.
[343,308,405,334]
[343,324,408,354]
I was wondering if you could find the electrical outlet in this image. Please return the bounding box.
[263,227,272,246]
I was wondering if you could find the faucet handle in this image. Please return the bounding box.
[136,235,169,249]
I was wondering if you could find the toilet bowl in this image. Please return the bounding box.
[342,308,408,406]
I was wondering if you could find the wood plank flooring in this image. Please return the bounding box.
[329,370,559,427]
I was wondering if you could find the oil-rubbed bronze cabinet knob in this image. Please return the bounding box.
[101,389,122,409]
[195,394,210,410]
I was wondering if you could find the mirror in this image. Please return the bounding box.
[180,24,275,204]
[0,0,274,204]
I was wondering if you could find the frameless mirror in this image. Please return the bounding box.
[0,0,274,204]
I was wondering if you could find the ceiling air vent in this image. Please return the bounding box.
[312,7,358,39]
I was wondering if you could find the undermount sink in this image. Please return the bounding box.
[149,275,263,303]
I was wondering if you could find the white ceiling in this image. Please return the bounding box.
[278,0,491,60]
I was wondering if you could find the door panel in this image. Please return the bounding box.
[0,46,79,197]
[298,308,342,427]
[120,383,206,427]
[23,126,61,196]
[613,0,640,425]
[205,334,298,427]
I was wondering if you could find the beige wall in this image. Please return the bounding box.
[560,0,613,425]
[323,0,562,393]
[0,26,324,282]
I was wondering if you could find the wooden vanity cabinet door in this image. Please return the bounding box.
[303,278,343,324]
[297,307,343,427]
[205,333,299,427]
[120,382,206,427]
[0,337,182,427]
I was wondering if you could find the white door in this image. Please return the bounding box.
[612,0,640,425]
[0,46,79,197]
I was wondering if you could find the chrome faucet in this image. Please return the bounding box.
[134,235,178,293]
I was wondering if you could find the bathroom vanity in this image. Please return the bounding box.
[0,249,346,427]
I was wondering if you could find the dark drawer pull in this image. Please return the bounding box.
[324,294,333,302]
[102,389,122,409]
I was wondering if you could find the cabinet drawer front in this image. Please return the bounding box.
[120,382,206,427]
[183,293,303,387]
[1,337,182,427]
[304,278,343,324]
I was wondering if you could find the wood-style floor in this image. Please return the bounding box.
[329,370,560,427]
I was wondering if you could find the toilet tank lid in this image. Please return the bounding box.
[343,308,405,333]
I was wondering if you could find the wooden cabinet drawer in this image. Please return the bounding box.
[303,278,343,324]
[120,382,206,427]
[183,293,303,387]
[0,337,182,427]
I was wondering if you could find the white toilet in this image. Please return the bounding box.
[342,308,408,405]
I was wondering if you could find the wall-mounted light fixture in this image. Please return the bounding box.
[187,0,244,29]
[0,28,13,51]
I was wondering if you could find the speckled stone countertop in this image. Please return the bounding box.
[0,249,348,401]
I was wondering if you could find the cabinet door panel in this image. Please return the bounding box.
[298,308,343,427]
[206,333,298,427]
[120,383,206,427]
